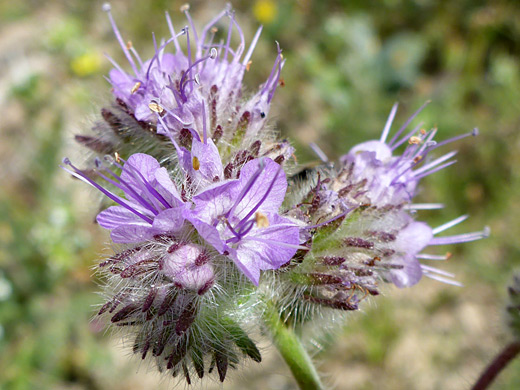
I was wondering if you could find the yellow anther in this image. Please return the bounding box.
[114,152,121,163]
[408,136,422,145]
[192,156,200,171]
[413,155,422,163]
[148,102,164,114]
[210,27,218,34]
[126,41,133,49]
[279,78,285,87]
[255,212,269,228]
[131,81,141,94]
[420,128,426,135]
[246,61,252,72]
[446,252,452,259]
[180,4,190,12]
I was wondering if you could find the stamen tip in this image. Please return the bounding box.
[102,3,111,12]
[180,4,190,12]
[62,157,71,165]
[472,127,479,137]
[210,47,218,59]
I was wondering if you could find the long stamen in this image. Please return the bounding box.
[390,123,423,151]
[157,115,182,152]
[421,264,456,278]
[421,265,463,287]
[228,11,245,63]
[128,44,144,68]
[404,203,444,210]
[413,160,457,180]
[165,11,182,53]
[145,34,183,80]
[430,128,479,151]
[262,44,282,95]
[242,26,263,66]
[309,142,329,163]
[111,156,172,210]
[180,4,198,50]
[179,48,217,101]
[423,273,463,286]
[152,33,161,72]
[432,215,469,235]
[380,103,399,143]
[224,218,242,240]
[160,103,193,126]
[198,9,228,57]
[61,158,153,224]
[388,100,431,147]
[104,54,132,81]
[430,226,490,245]
[413,151,458,177]
[102,3,139,76]
[267,43,284,102]
[223,9,234,62]
[95,159,159,215]
[416,253,451,260]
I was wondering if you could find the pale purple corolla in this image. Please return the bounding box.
[188,158,301,285]
[61,153,186,243]
[340,102,478,206]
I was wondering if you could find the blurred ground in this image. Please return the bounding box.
[1,0,520,389]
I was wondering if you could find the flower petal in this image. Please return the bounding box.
[96,206,149,229]
[229,214,300,285]
[233,158,287,219]
[110,224,156,243]
[152,207,185,233]
[388,255,423,288]
[120,153,161,191]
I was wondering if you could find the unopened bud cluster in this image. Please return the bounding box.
[63,4,488,384]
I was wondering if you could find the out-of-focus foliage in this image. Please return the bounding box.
[0,0,519,389]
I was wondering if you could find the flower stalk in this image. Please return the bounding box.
[263,301,324,390]
[471,341,520,390]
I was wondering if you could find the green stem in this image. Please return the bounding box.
[263,302,324,390]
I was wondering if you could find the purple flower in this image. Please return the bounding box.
[340,102,478,206]
[188,158,301,285]
[61,153,186,243]
[102,3,284,143]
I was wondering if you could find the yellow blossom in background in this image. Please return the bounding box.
[254,0,278,24]
[70,51,102,77]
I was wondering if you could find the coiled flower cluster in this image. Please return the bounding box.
[63,3,488,385]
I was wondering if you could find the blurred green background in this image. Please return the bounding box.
[1,0,519,389]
